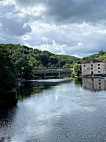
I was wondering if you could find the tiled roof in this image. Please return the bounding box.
[103,59,106,63]
[82,59,103,64]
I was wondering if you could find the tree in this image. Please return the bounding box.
[0,46,17,106]
[0,43,80,69]
[99,50,105,55]
[0,46,17,91]
[15,59,33,80]
[73,63,81,77]
[28,57,39,68]
[63,63,71,68]
[38,53,49,67]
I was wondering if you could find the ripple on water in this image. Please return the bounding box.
[0,78,106,142]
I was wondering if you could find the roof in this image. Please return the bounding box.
[103,59,106,63]
[82,59,103,64]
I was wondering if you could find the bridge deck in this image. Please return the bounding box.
[32,68,73,75]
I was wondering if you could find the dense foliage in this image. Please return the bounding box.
[82,50,106,61]
[75,50,106,64]
[0,44,105,106]
[0,46,17,106]
[72,63,81,77]
[0,46,16,93]
[0,44,105,80]
[0,44,79,69]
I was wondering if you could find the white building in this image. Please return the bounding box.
[81,59,106,76]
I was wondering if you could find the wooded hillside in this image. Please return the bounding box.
[0,44,79,69]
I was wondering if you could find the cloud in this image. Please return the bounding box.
[12,0,106,24]
[0,0,106,57]
[2,0,106,24]
[22,21,106,57]
[0,1,31,43]
[0,17,31,36]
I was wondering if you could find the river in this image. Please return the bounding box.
[0,78,106,142]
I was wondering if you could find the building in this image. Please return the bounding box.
[81,59,106,76]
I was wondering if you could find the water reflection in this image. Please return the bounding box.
[73,78,82,87]
[17,79,72,101]
[0,78,106,142]
[82,77,106,91]
[0,107,17,142]
[0,91,17,108]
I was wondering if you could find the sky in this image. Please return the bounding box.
[0,0,106,57]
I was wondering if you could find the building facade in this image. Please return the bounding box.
[81,59,106,76]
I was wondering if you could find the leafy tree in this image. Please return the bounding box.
[0,46,17,106]
[0,46,17,92]
[99,50,105,55]
[73,63,81,77]
[63,63,71,68]
[28,57,39,68]
[15,59,33,80]
[0,43,80,70]
[49,56,58,65]
[38,52,49,67]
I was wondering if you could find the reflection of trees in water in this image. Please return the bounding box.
[82,78,106,92]
[17,82,54,100]
[17,79,72,101]
[73,78,82,87]
[17,82,33,100]
[0,91,17,108]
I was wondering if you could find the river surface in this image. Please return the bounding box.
[0,78,106,142]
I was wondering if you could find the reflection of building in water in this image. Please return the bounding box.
[82,78,106,91]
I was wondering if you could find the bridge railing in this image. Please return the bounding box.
[32,68,73,73]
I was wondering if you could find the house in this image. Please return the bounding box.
[81,59,106,76]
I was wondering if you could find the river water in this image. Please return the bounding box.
[0,78,106,142]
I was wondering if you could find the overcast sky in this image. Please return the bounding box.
[0,0,106,57]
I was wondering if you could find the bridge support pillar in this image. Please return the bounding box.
[59,72,61,78]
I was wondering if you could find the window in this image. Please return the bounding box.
[98,64,100,66]
[84,64,86,67]
[98,67,100,69]
[87,68,90,70]
[98,71,100,73]
[91,64,93,66]
[91,68,93,70]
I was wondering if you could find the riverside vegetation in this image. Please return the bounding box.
[0,44,106,106]
[0,44,79,107]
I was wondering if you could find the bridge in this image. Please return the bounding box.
[32,68,73,78]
